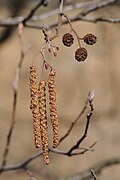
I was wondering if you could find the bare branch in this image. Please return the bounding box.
[0,0,119,30]
[90,169,97,180]
[22,0,47,25]
[24,167,36,180]
[0,25,32,173]
[66,93,94,156]
[0,91,95,174]
[1,155,120,180]
[59,95,89,144]
[81,0,119,16]
[63,157,120,180]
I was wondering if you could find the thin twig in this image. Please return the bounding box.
[66,91,95,156]
[59,97,88,144]
[81,0,119,16]
[24,167,36,180]
[23,0,47,25]
[0,91,95,173]
[90,169,97,180]
[63,157,120,180]
[0,0,119,29]
[0,25,31,173]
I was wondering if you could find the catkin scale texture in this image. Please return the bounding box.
[29,66,41,148]
[48,69,59,148]
[38,80,49,165]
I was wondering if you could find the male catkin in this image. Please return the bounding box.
[48,69,59,148]
[38,80,49,165]
[29,66,41,148]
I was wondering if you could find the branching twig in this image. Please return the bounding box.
[0,25,31,173]
[63,157,120,180]
[80,0,119,16]
[1,155,120,180]
[59,95,89,144]
[0,91,95,174]
[66,91,95,156]
[22,0,46,25]
[0,0,119,179]
[0,0,120,29]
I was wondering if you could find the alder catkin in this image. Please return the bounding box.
[48,69,59,148]
[38,80,49,165]
[29,66,41,148]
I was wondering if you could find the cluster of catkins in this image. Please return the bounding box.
[29,66,59,165]
[62,33,97,62]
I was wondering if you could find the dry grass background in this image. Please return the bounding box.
[0,2,120,180]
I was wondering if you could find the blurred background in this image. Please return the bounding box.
[0,0,120,179]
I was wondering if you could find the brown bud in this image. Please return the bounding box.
[62,33,74,47]
[83,34,97,45]
[75,47,88,62]
[56,46,60,51]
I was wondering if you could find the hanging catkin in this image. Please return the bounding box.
[29,66,41,148]
[48,69,59,148]
[38,80,49,165]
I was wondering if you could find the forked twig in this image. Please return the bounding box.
[66,91,94,156]
[0,25,31,173]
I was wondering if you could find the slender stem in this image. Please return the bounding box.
[64,14,81,48]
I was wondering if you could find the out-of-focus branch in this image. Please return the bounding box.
[70,16,120,24]
[1,155,120,180]
[0,25,32,174]
[22,0,47,25]
[80,0,119,16]
[0,0,120,29]
[63,157,120,180]
[0,0,50,44]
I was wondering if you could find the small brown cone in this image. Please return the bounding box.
[62,33,74,47]
[83,33,97,45]
[75,47,88,62]
[48,69,59,148]
[38,80,49,165]
[29,66,41,148]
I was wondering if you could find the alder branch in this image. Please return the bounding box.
[70,16,120,24]
[1,155,120,180]
[63,157,120,180]
[24,167,36,180]
[0,90,95,175]
[80,0,119,16]
[66,92,94,156]
[0,1,100,27]
[0,26,32,173]
[22,0,47,25]
[90,169,97,180]
[59,94,89,144]
[0,0,120,29]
